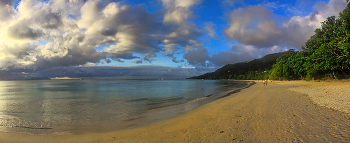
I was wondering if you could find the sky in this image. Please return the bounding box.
[0,0,347,80]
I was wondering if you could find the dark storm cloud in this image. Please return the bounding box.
[7,21,44,40]
[172,57,184,63]
[88,2,205,63]
[109,52,140,60]
[34,48,106,68]
[105,59,111,63]
[100,28,117,36]
[94,4,165,59]
[35,9,63,29]
[0,57,17,69]
[0,43,38,59]
[135,60,142,64]
[183,47,210,67]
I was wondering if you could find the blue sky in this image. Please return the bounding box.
[94,0,337,68]
[0,0,347,79]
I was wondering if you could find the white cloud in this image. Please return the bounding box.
[205,22,218,38]
[160,0,205,65]
[0,0,207,70]
[163,6,194,24]
[161,0,201,8]
[282,0,347,48]
[77,0,103,28]
[223,5,283,48]
[223,0,347,50]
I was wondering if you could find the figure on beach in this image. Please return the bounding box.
[263,80,268,86]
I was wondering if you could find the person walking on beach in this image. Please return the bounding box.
[265,80,267,86]
[263,80,266,86]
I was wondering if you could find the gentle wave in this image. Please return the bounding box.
[147,96,184,105]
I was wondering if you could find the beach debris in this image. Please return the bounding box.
[112,137,115,138]
[233,138,236,140]
[220,131,224,133]
[240,139,243,141]
[236,115,241,117]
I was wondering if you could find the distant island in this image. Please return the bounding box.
[27,77,51,80]
[50,77,84,80]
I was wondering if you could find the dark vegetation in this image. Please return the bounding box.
[190,2,350,81]
[270,2,350,81]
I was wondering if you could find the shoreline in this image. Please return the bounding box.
[1,81,350,142]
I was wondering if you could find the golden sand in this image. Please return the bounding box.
[1,81,350,142]
[279,80,350,113]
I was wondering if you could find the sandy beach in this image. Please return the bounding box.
[1,81,350,143]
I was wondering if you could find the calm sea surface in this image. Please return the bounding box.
[0,79,250,135]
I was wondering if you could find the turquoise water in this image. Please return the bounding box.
[0,79,249,135]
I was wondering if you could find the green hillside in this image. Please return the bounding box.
[188,51,290,80]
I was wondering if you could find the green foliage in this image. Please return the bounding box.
[268,50,307,80]
[269,2,350,81]
[305,74,312,81]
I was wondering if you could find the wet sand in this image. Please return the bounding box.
[1,81,350,142]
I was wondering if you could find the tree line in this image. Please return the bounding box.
[269,2,350,81]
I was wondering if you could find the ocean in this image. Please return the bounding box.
[0,79,252,135]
